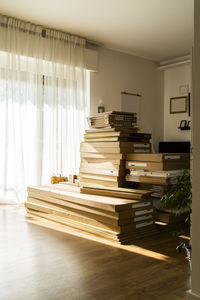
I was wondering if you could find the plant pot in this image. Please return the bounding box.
[184,245,192,271]
[177,243,192,271]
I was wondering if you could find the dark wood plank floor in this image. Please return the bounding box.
[0,205,190,300]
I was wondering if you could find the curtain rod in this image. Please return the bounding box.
[121,91,141,97]
[43,26,103,47]
[0,14,103,47]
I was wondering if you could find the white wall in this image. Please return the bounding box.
[90,47,163,152]
[186,1,200,299]
[163,64,191,141]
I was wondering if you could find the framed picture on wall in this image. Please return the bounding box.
[170,96,188,114]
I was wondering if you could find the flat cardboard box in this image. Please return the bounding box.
[80,187,151,200]
[85,131,128,138]
[79,172,122,182]
[79,177,126,188]
[80,160,124,170]
[80,144,133,154]
[84,137,151,143]
[85,131,151,139]
[129,170,184,177]
[126,153,190,162]
[80,152,126,159]
[80,167,125,177]
[28,184,139,212]
[84,137,127,142]
[139,183,170,198]
[81,141,150,148]
[155,211,189,224]
[126,174,172,185]
[85,128,138,133]
[81,157,124,164]
[80,185,151,200]
[126,160,190,171]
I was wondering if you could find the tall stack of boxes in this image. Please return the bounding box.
[125,153,190,230]
[77,111,158,242]
[80,111,152,187]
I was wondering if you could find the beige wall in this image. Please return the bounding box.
[163,64,191,141]
[90,47,163,152]
[186,0,200,299]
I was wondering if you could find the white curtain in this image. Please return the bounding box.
[0,15,89,203]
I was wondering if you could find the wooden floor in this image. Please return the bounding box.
[0,205,190,300]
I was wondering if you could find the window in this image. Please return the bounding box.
[0,42,89,203]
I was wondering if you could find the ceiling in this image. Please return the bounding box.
[0,0,194,61]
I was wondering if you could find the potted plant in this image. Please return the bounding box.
[160,169,192,269]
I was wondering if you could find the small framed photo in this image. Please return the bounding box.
[170,96,188,114]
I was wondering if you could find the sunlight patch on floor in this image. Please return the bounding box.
[2,204,175,262]
[25,212,172,262]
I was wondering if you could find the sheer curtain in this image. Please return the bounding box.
[0,15,89,203]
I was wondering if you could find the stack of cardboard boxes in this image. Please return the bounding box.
[80,111,151,187]
[26,184,158,244]
[125,153,190,230]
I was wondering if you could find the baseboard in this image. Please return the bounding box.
[186,290,200,300]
